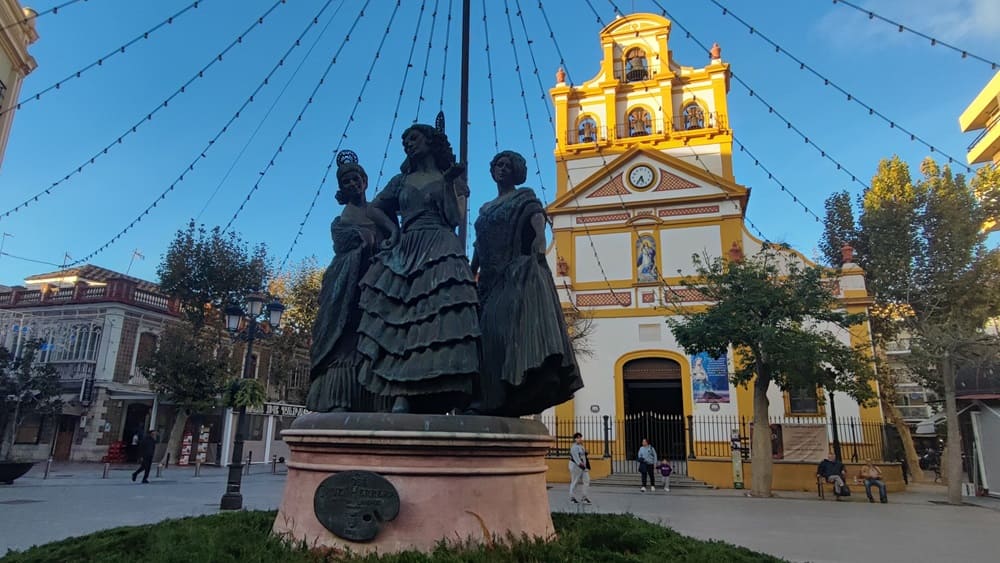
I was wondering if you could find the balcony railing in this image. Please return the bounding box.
[0,278,179,315]
[612,63,661,83]
[896,404,932,420]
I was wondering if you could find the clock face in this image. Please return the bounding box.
[628,164,656,189]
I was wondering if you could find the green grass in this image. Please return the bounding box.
[1,511,784,563]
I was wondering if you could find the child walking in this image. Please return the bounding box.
[657,459,672,492]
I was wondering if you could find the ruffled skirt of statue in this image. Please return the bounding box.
[478,254,583,417]
[307,249,388,412]
[356,227,480,410]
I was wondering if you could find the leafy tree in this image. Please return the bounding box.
[267,258,322,402]
[158,221,270,331]
[821,157,924,480]
[666,248,875,497]
[823,157,1000,504]
[0,341,64,461]
[140,323,231,464]
[819,191,859,268]
[151,222,271,463]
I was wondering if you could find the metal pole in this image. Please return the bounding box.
[220,317,256,511]
[829,390,843,462]
[602,415,610,458]
[457,0,471,253]
[686,415,697,459]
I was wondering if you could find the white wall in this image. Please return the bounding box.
[575,232,631,282]
[661,225,721,277]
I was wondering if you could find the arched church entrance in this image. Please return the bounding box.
[621,357,687,473]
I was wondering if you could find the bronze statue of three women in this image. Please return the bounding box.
[306,124,583,417]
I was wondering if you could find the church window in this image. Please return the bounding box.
[577,117,598,143]
[627,107,652,137]
[788,386,821,415]
[681,103,706,130]
[624,48,649,82]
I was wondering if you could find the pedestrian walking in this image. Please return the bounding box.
[658,458,673,492]
[131,430,158,484]
[638,438,657,492]
[568,432,591,504]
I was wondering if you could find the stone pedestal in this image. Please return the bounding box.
[273,412,555,555]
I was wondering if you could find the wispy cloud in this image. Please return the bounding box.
[817,0,1000,47]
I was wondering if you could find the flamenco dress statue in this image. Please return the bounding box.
[306,150,396,412]
[356,124,480,414]
[472,150,583,416]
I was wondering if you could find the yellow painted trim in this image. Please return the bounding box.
[547,145,748,213]
[958,70,1000,132]
[613,349,693,420]
[782,387,826,417]
[549,192,738,216]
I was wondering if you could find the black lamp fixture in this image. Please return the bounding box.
[220,291,283,511]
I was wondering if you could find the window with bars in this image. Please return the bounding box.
[788,386,820,414]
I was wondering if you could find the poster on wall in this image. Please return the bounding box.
[690,352,731,403]
[636,233,658,283]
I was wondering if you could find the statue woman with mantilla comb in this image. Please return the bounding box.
[307,150,397,413]
[356,123,481,414]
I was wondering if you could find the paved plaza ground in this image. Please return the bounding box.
[1,462,998,562]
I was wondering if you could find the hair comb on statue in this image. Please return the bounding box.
[336,149,359,167]
[435,111,446,134]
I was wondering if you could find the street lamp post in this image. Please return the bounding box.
[829,389,843,462]
[220,293,284,511]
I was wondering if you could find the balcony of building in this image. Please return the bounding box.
[0,276,179,316]
[959,70,1000,165]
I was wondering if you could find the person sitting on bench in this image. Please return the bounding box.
[817,452,847,498]
[860,460,888,503]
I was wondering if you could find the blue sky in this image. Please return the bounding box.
[0,0,997,286]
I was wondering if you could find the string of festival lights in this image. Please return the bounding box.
[280,0,408,271]
[649,0,871,192]
[222,0,383,233]
[67,0,343,267]
[710,0,971,172]
[733,136,823,223]
[437,0,455,112]
[0,0,286,222]
[500,0,548,205]
[195,0,349,223]
[413,0,442,121]
[481,0,501,153]
[514,0,558,204]
[831,0,1000,70]
[373,0,428,190]
[1,0,203,117]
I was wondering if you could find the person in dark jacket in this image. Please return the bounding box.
[132,430,158,484]
[817,452,847,497]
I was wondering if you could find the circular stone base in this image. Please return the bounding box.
[272,412,555,555]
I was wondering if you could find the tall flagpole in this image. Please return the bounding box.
[458,0,471,253]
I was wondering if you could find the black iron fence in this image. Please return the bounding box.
[538,413,895,475]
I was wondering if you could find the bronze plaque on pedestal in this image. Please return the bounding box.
[313,470,400,542]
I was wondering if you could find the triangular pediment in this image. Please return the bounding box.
[548,147,748,215]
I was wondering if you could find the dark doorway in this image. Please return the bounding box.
[122,403,150,463]
[52,415,78,461]
[621,358,687,468]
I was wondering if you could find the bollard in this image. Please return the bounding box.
[156,463,163,478]
[43,456,53,480]
[102,463,110,479]
[245,451,252,475]
[271,455,278,474]
[164,452,170,468]
[194,461,201,477]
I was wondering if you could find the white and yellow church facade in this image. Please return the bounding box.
[542,14,892,490]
